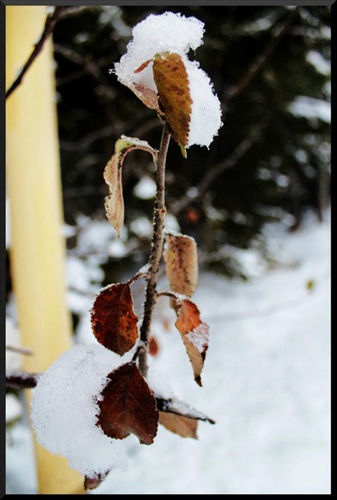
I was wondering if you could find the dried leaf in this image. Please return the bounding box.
[164,232,198,297]
[91,283,139,356]
[84,471,110,491]
[96,363,159,445]
[148,336,160,356]
[156,395,215,439]
[104,136,157,237]
[175,299,209,386]
[153,52,192,158]
[159,412,198,439]
[131,82,160,112]
[156,396,215,424]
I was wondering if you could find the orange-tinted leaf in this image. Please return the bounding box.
[159,412,198,439]
[91,283,139,356]
[131,82,160,112]
[148,336,160,356]
[164,232,198,297]
[104,136,157,237]
[153,52,192,158]
[96,363,159,445]
[175,299,209,386]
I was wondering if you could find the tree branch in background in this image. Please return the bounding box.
[223,6,300,107]
[171,111,272,215]
[5,6,98,100]
[6,345,33,356]
[6,372,40,390]
[6,7,66,99]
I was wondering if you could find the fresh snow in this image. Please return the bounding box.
[114,12,222,149]
[6,211,330,494]
[30,344,129,476]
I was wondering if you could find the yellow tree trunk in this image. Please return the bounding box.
[6,6,85,494]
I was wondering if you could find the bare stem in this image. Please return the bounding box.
[138,122,171,377]
[6,372,40,390]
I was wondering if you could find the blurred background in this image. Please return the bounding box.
[6,5,331,298]
[6,5,331,494]
[54,5,330,274]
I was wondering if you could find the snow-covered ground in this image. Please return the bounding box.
[6,211,331,494]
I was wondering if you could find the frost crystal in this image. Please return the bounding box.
[114,11,222,150]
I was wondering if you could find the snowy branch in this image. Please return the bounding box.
[6,372,40,390]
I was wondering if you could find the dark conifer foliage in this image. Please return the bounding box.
[53,6,330,278]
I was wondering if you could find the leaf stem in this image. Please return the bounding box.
[138,122,171,377]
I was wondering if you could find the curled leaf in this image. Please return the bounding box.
[153,52,192,158]
[91,283,139,356]
[96,363,159,445]
[104,136,157,238]
[156,395,215,439]
[175,299,209,386]
[164,232,198,297]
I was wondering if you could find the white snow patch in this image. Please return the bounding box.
[133,176,156,199]
[306,50,330,76]
[186,59,222,148]
[30,343,128,476]
[288,96,331,123]
[6,394,22,424]
[130,216,153,238]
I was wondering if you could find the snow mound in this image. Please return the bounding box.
[30,343,128,476]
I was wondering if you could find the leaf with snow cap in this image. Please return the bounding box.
[104,136,157,238]
[96,362,159,445]
[91,283,139,356]
[155,395,215,439]
[174,299,209,386]
[164,232,198,297]
[153,52,192,158]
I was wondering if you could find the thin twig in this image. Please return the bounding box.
[138,122,171,377]
[6,372,40,390]
[6,345,33,356]
[6,6,66,99]
[224,6,300,106]
[171,111,272,215]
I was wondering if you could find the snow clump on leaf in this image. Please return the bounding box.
[114,11,222,150]
[30,343,128,475]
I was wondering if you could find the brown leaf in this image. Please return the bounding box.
[148,336,160,357]
[175,300,209,386]
[84,471,110,491]
[156,395,215,439]
[159,412,198,439]
[91,283,139,356]
[104,136,157,238]
[96,363,159,445]
[153,52,192,158]
[164,232,198,297]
